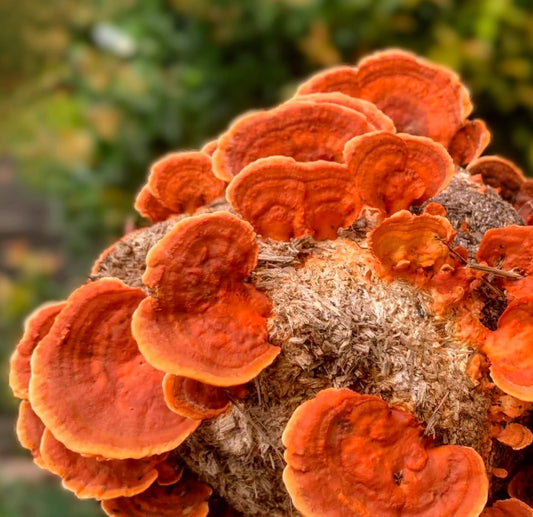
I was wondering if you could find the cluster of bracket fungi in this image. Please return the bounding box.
[9,49,533,516]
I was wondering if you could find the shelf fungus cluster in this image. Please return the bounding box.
[9,49,533,516]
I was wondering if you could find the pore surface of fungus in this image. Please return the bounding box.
[101,471,212,517]
[211,100,374,181]
[344,131,454,215]
[29,278,200,459]
[132,212,280,386]
[282,388,488,517]
[226,156,360,240]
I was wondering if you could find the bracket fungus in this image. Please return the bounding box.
[211,100,374,181]
[481,499,533,517]
[101,472,212,517]
[298,49,472,148]
[368,210,456,285]
[134,185,175,223]
[132,212,280,386]
[29,278,200,459]
[147,151,225,214]
[39,429,164,500]
[16,400,46,468]
[468,156,527,204]
[282,388,488,517]
[10,49,533,515]
[344,131,454,215]
[162,375,231,420]
[226,156,361,240]
[9,301,66,400]
[484,296,533,401]
[448,119,491,166]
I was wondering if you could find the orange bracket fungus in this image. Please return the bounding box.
[481,499,533,517]
[298,49,473,147]
[101,471,212,517]
[484,296,533,401]
[147,151,225,214]
[477,225,533,298]
[16,400,46,468]
[29,278,200,459]
[343,131,454,215]
[368,210,456,284]
[39,429,164,500]
[10,49,533,515]
[282,388,488,517]
[226,156,361,240]
[293,92,396,131]
[468,156,527,204]
[211,100,374,181]
[163,374,231,420]
[9,301,66,400]
[132,212,280,386]
[448,119,491,166]
[134,185,175,223]
[494,423,533,450]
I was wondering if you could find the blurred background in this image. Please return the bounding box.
[1,0,533,514]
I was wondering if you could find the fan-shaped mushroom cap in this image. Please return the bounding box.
[294,92,395,131]
[226,157,361,240]
[147,152,225,214]
[484,296,533,401]
[297,65,360,97]
[282,388,488,517]
[101,471,212,517]
[212,100,374,181]
[9,301,66,399]
[481,499,533,517]
[494,423,533,450]
[29,278,200,459]
[515,179,533,225]
[298,49,472,147]
[16,400,46,468]
[467,156,527,203]
[40,429,162,500]
[134,185,174,222]
[368,210,456,284]
[344,131,454,215]
[448,119,491,166]
[477,225,533,297]
[163,374,230,420]
[132,213,280,386]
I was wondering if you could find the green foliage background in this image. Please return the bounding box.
[1,0,533,513]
